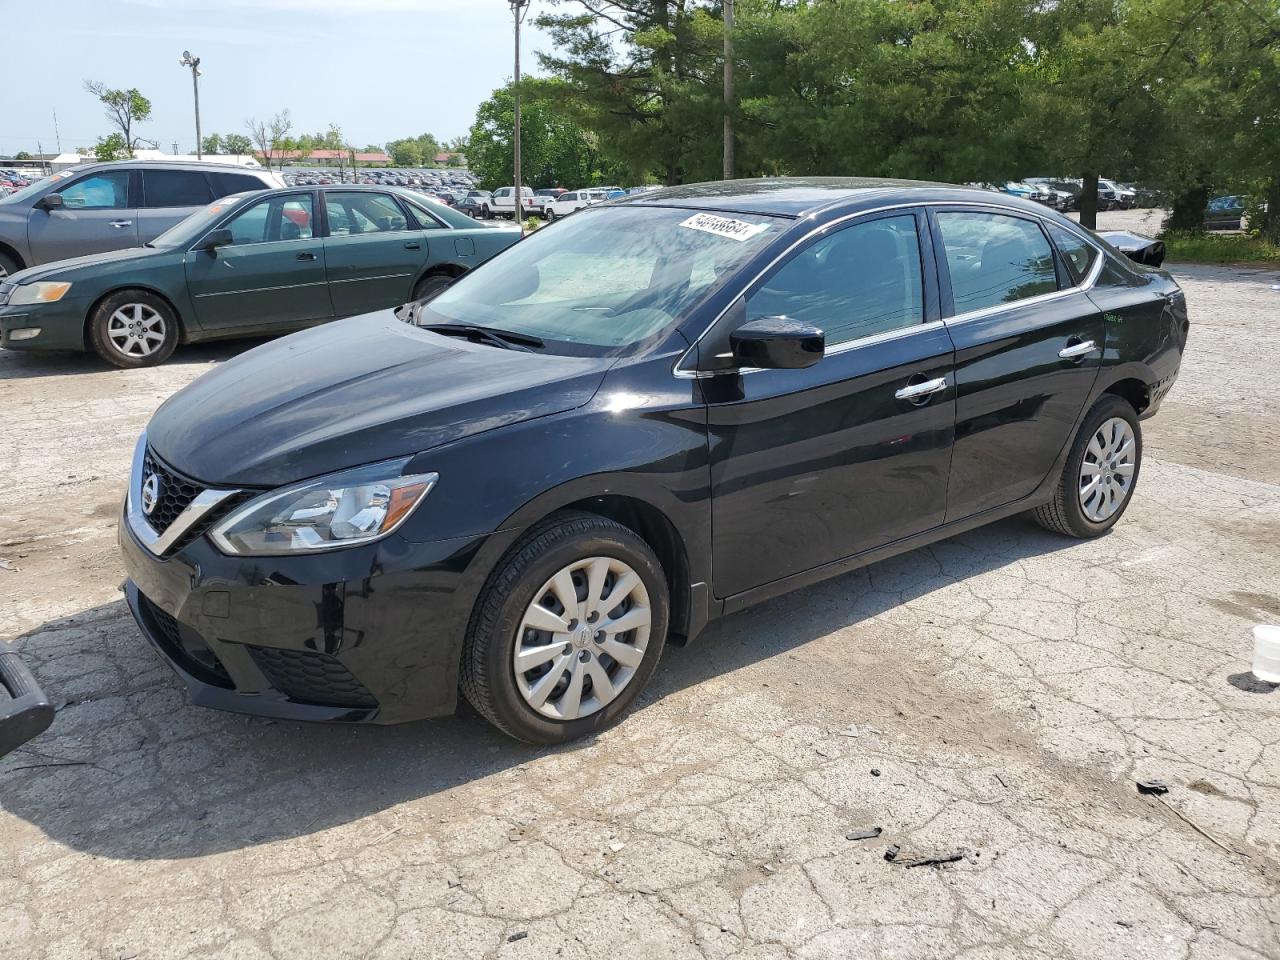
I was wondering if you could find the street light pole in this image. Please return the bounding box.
[179,51,203,159]
[723,0,734,181]
[510,0,530,231]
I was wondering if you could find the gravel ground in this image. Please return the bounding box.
[1,242,1279,959]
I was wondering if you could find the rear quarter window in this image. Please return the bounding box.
[937,211,1059,313]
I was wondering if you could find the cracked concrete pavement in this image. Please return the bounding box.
[2,229,1279,957]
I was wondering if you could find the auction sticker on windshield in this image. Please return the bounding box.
[679,212,770,242]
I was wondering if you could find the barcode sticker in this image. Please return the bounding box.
[679,212,769,242]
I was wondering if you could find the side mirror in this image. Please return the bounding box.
[199,228,234,252]
[35,193,64,212]
[730,316,824,370]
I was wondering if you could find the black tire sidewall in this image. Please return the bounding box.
[89,290,179,368]
[1060,395,1143,537]
[0,251,18,279]
[472,521,669,744]
[412,274,453,303]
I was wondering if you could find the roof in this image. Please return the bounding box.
[618,176,1019,217]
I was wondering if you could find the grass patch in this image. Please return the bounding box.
[1162,231,1280,266]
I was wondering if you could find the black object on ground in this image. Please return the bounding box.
[885,845,968,868]
[1136,779,1170,796]
[845,827,883,841]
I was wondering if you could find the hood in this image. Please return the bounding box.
[146,311,611,488]
[11,245,172,284]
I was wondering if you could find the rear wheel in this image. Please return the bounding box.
[411,272,455,303]
[461,512,669,744]
[88,290,179,368]
[1032,395,1142,538]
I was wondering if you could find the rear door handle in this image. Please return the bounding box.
[1058,339,1098,360]
[109,220,132,228]
[404,241,421,250]
[895,376,948,402]
[296,252,317,262]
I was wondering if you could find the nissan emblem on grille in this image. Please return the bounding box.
[141,473,161,517]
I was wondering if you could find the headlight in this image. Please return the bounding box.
[10,281,72,305]
[209,458,437,556]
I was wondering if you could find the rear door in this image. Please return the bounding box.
[932,207,1104,521]
[321,191,428,316]
[27,169,138,263]
[137,169,215,244]
[184,191,331,335]
[706,211,956,599]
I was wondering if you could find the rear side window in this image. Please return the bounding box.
[937,212,1058,313]
[324,192,411,235]
[209,171,270,197]
[225,195,314,245]
[57,171,130,210]
[142,170,214,208]
[1047,224,1099,285]
[747,215,924,346]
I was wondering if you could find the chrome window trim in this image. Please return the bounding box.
[673,199,1107,379]
[126,432,242,557]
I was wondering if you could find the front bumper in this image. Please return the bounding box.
[0,298,91,351]
[119,509,496,724]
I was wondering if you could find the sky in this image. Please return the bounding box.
[2,0,555,157]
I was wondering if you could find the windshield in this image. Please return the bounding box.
[149,194,252,247]
[420,205,784,356]
[0,173,60,205]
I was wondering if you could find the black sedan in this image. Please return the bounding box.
[119,178,1188,744]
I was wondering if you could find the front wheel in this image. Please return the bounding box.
[461,512,669,744]
[1032,395,1142,538]
[411,272,455,303]
[88,290,179,368]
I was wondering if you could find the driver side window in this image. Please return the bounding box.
[746,215,924,346]
[224,195,314,246]
[57,171,131,210]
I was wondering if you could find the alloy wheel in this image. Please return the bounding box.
[106,303,167,359]
[1079,416,1136,522]
[513,556,651,721]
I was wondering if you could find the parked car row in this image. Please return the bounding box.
[967,177,1159,212]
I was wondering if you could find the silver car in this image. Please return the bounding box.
[0,161,283,279]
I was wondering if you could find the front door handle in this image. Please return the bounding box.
[404,241,421,250]
[296,252,317,262]
[895,376,948,402]
[109,220,133,229]
[1058,339,1098,360]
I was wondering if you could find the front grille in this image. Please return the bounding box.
[247,646,377,709]
[142,450,203,535]
[138,593,233,688]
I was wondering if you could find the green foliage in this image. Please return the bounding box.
[84,81,152,154]
[222,133,253,156]
[201,133,224,155]
[386,133,443,167]
[93,133,129,162]
[1162,231,1280,265]
[468,79,622,190]
[14,151,31,161]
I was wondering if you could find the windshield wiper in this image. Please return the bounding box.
[419,323,544,352]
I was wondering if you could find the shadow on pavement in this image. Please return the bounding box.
[0,515,1075,861]
[0,337,278,380]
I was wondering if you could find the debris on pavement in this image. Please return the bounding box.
[870,768,882,777]
[507,931,529,943]
[884,845,969,868]
[845,826,883,841]
[1136,778,1170,796]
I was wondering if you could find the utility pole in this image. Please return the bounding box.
[723,0,734,181]
[510,0,530,231]
[179,51,203,159]
[52,110,62,154]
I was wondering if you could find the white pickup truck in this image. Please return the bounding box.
[483,186,543,220]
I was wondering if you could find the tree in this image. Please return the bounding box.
[245,109,294,170]
[469,79,623,190]
[14,151,31,161]
[201,133,224,155]
[83,81,152,156]
[93,133,129,162]
[386,133,444,167]
[535,1,725,185]
[222,133,253,156]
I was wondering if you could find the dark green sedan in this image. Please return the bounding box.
[0,185,521,367]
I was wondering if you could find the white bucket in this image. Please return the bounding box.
[1252,625,1280,684]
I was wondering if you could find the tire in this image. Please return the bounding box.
[545,207,557,221]
[0,251,19,280]
[1032,395,1142,539]
[480,205,492,220]
[461,511,670,744]
[88,289,180,368]
[411,272,455,303]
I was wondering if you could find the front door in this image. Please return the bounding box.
[27,169,139,263]
[931,208,1104,521]
[320,191,426,316]
[184,191,331,335]
[706,211,956,599]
